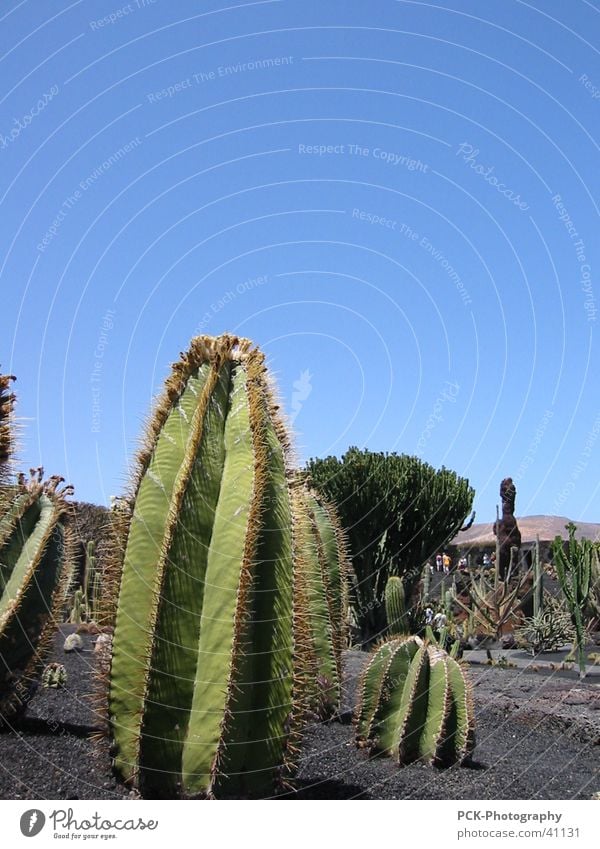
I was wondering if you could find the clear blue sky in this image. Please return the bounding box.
[1,0,599,524]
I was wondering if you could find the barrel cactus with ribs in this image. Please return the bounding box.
[104,335,348,798]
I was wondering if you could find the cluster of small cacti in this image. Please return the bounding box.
[105,336,349,798]
[0,369,75,719]
[355,635,474,767]
[42,662,67,689]
[515,594,575,656]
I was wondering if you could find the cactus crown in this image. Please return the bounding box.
[0,371,16,477]
[356,635,475,767]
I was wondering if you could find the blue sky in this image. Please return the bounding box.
[1,0,599,524]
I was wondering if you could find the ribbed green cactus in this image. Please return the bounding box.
[292,486,349,716]
[385,576,409,636]
[356,635,474,767]
[107,335,328,798]
[552,523,593,679]
[0,469,75,718]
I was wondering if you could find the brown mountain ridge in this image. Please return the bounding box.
[451,515,600,546]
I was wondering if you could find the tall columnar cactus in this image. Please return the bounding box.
[552,523,592,679]
[0,469,74,717]
[421,563,431,604]
[356,635,474,767]
[385,576,409,636]
[78,539,101,622]
[106,335,322,798]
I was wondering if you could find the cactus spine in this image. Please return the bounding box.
[356,635,474,767]
[107,335,341,798]
[552,523,592,679]
[385,576,409,636]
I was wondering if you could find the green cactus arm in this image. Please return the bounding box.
[0,491,37,552]
[109,362,213,781]
[385,576,408,636]
[581,540,591,601]
[0,496,54,624]
[419,652,450,764]
[355,639,399,740]
[553,533,573,604]
[0,496,41,593]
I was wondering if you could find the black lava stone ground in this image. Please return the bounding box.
[1,629,598,800]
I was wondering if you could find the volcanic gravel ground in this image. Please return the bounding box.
[0,637,598,800]
[285,653,600,800]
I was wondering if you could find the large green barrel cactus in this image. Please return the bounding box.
[355,635,474,767]
[107,335,318,798]
[292,486,349,716]
[385,576,409,636]
[0,469,75,718]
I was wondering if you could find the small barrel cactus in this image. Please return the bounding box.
[42,662,67,689]
[106,335,342,798]
[355,635,474,767]
[385,576,409,636]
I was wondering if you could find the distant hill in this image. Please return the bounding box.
[450,515,600,546]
